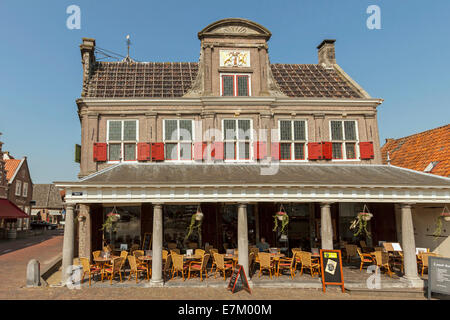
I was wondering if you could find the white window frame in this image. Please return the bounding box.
[222,118,253,162]
[106,119,139,163]
[329,119,360,161]
[23,182,28,197]
[15,180,22,196]
[163,119,195,162]
[220,73,252,97]
[278,119,309,162]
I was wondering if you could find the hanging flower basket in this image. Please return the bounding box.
[273,205,289,235]
[185,205,203,240]
[350,205,372,239]
[101,207,120,233]
[433,206,450,238]
[195,211,204,221]
[441,206,450,222]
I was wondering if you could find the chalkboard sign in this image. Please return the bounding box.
[428,256,450,299]
[227,264,251,294]
[319,249,345,293]
[142,233,152,251]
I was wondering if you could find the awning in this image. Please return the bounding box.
[0,199,29,219]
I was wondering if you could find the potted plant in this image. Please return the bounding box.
[349,205,373,239]
[433,206,450,238]
[273,204,289,235]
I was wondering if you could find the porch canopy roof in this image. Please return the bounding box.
[55,163,450,204]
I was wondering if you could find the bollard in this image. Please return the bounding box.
[26,259,41,287]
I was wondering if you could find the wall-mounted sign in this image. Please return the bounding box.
[220,50,250,67]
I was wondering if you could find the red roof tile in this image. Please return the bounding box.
[381,124,450,177]
[4,159,21,182]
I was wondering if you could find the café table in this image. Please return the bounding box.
[93,255,118,272]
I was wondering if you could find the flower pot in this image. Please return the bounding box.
[277,215,284,221]
[361,215,372,222]
[195,212,203,221]
[444,216,450,222]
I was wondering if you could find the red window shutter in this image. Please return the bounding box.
[308,142,322,160]
[137,142,151,161]
[212,142,224,160]
[254,141,267,160]
[93,143,107,162]
[271,142,280,161]
[360,141,374,159]
[194,142,207,161]
[321,142,332,160]
[151,143,165,161]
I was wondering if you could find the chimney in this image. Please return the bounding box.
[317,39,336,67]
[385,138,395,144]
[80,38,96,96]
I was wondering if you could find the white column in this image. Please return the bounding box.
[150,204,163,286]
[400,203,423,287]
[237,203,250,279]
[320,203,333,250]
[62,204,75,285]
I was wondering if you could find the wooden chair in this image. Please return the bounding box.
[163,254,172,282]
[209,249,219,273]
[277,252,297,279]
[102,257,124,284]
[299,252,320,278]
[79,257,101,287]
[127,255,149,283]
[130,244,139,255]
[170,249,180,255]
[357,247,374,271]
[248,252,255,276]
[171,253,188,281]
[390,251,404,273]
[258,252,275,279]
[250,247,260,256]
[418,252,439,277]
[133,250,146,268]
[345,244,359,263]
[162,249,169,261]
[194,249,205,256]
[188,254,210,281]
[120,250,128,265]
[92,250,101,260]
[213,253,233,280]
[373,251,393,277]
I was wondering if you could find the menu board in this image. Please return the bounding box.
[142,233,152,250]
[428,256,450,299]
[319,249,345,293]
[227,264,251,294]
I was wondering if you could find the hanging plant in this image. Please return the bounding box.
[185,205,203,240]
[273,204,289,235]
[349,205,373,239]
[101,207,120,233]
[433,206,450,239]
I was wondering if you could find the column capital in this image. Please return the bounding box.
[320,202,334,208]
[66,204,75,211]
[153,203,163,209]
[237,203,248,209]
[400,203,415,209]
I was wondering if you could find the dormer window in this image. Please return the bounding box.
[220,74,250,96]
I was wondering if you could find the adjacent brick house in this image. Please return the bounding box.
[31,184,64,224]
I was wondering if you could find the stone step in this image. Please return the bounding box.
[345,287,425,298]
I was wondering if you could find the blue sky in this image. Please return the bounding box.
[0,0,449,183]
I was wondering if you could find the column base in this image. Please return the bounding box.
[148,279,164,287]
[400,275,424,288]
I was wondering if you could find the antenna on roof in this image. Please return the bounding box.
[122,34,135,63]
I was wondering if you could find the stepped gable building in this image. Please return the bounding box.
[56,18,450,287]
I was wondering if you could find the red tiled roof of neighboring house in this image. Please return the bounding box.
[381,124,450,177]
[84,61,365,99]
[4,159,21,182]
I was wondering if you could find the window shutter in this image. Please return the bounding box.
[308,142,322,160]
[194,142,207,161]
[151,143,165,161]
[321,142,333,160]
[93,143,107,162]
[360,141,374,159]
[137,142,151,161]
[212,142,224,160]
[254,141,267,160]
[271,142,280,161]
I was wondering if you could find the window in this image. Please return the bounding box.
[223,119,252,161]
[279,120,308,160]
[15,180,22,196]
[330,120,358,160]
[23,182,28,197]
[163,119,194,161]
[107,120,138,161]
[220,74,250,96]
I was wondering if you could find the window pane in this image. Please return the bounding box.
[331,121,343,140]
[280,143,291,160]
[280,121,292,141]
[179,120,193,141]
[123,121,137,141]
[224,120,236,140]
[225,142,235,160]
[344,121,356,141]
[238,142,250,160]
[222,76,234,96]
[294,143,305,159]
[108,121,122,141]
[164,120,178,141]
[294,121,306,140]
[180,143,192,160]
[237,75,249,96]
[332,142,343,159]
[238,120,251,140]
[109,144,121,161]
[165,143,178,160]
[124,143,136,161]
[345,143,356,159]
